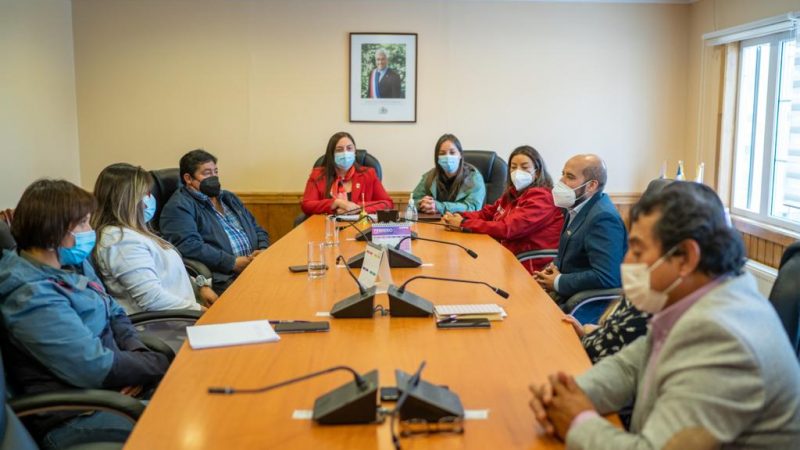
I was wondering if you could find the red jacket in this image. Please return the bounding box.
[460,187,564,273]
[301,166,394,215]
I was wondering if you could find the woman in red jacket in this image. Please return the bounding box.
[442,145,564,273]
[301,131,394,215]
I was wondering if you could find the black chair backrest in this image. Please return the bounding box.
[0,348,39,450]
[463,150,507,205]
[768,241,800,358]
[0,222,15,253]
[148,168,182,233]
[313,149,382,181]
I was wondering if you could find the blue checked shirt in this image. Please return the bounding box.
[189,190,253,258]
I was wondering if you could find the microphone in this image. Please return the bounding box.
[330,255,377,318]
[331,200,393,218]
[336,215,375,241]
[209,365,380,425]
[391,361,426,449]
[387,275,509,317]
[394,235,478,259]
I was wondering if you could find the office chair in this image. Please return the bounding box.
[768,241,800,359]
[462,151,508,205]
[558,178,675,324]
[0,340,165,450]
[0,221,15,254]
[148,169,213,280]
[295,149,383,227]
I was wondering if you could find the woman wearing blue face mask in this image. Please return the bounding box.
[0,179,169,448]
[92,163,211,313]
[411,134,485,215]
[301,131,394,215]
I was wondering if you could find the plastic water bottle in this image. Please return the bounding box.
[405,194,418,229]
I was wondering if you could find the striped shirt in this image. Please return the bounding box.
[189,190,253,258]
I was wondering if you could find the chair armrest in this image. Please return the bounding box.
[516,249,558,263]
[128,309,203,325]
[138,334,176,362]
[183,258,212,279]
[562,288,623,314]
[9,389,145,423]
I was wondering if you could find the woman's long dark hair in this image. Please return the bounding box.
[504,145,553,199]
[319,131,365,198]
[424,134,474,202]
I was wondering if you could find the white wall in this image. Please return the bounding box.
[71,0,690,194]
[0,0,81,208]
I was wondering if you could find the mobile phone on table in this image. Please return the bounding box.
[436,318,491,329]
[273,321,330,333]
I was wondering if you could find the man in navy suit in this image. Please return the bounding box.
[534,154,627,320]
[368,48,403,99]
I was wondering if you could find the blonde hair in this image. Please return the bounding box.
[92,163,171,251]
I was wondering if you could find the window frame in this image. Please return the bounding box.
[730,30,800,233]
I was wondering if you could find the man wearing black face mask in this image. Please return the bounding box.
[160,149,269,294]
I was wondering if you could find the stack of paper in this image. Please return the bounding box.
[434,304,508,321]
[186,320,281,350]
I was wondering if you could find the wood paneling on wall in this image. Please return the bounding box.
[239,191,798,270]
[240,191,642,245]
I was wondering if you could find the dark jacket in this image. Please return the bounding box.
[0,250,169,435]
[554,192,627,299]
[370,67,403,99]
[159,186,269,288]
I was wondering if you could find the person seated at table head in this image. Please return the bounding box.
[93,163,213,314]
[412,133,485,215]
[529,181,800,449]
[0,179,170,447]
[442,145,563,273]
[301,131,394,215]
[533,154,627,304]
[160,149,269,294]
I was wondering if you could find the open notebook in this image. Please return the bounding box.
[434,304,508,321]
[186,320,280,350]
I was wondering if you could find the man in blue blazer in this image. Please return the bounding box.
[160,149,269,294]
[534,155,627,316]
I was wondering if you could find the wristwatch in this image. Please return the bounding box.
[194,275,213,288]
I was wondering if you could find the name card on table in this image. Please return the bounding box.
[371,223,413,252]
[357,242,393,293]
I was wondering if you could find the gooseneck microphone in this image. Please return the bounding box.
[396,275,509,298]
[331,200,393,218]
[210,364,381,425]
[208,365,367,395]
[387,275,509,317]
[394,235,478,259]
[330,255,378,318]
[391,361,427,450]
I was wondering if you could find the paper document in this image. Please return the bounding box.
[186,320,280,350]
[434,304,508,321]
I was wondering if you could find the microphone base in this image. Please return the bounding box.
[395,369,464,422]
[330,286,377,318]
[313,369,380,425]
[387,285,434,317]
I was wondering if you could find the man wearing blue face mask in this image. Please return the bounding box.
[533,154,627,322]
[0,179,170,448]
[160,149,269,294]
[529,181,800,449]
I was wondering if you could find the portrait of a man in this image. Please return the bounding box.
[367,48,404,99]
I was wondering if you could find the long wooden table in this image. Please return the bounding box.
[125,215,593,449]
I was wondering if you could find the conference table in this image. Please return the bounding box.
[124,215,594,449]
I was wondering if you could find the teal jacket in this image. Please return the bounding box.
[411,165,485,214]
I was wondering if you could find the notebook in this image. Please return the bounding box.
[434,304,508,321]
[186,320,281,350]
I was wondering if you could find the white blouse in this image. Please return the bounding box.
[95,226,201,313]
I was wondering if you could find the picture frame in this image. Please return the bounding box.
[349,32,417,123]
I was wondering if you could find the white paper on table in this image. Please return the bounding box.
[186,320,280,350]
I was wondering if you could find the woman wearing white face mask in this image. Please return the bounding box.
[442,145,563,273]
[530,182,800,449]
[411,134,485,215]
[301,131,394,215]
[93,163,209,313]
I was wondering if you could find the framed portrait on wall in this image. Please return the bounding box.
[349,32,417,123]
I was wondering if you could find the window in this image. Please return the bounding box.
[732,31,800,230]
